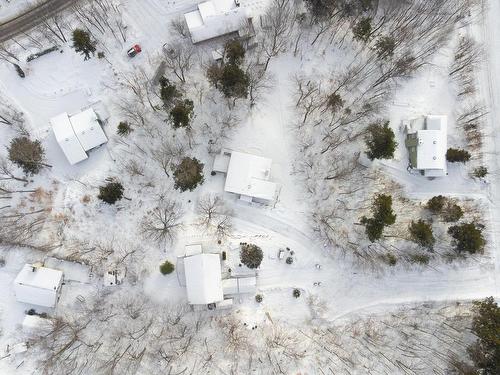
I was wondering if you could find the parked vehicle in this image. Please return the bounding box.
[14,64,25,78]
[127,44,142,57]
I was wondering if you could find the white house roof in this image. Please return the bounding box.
[14,264,63,308]
[415,115,447,175]
[224,151,277,200]
[184,254,223,305]
[184,0,250,43]
[69,108,108,151]
[50,113,88,165]
[50,108,108,165]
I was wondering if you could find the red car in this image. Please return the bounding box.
[127,44,142,57]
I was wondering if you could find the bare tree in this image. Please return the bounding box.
[163,42,195,83]
[197,194,224,228]
[0,97,28,135]
[150,139,185,177]
[246,61,274,107]
[170,16,188,38]
[259,0,296,71]
[196,194,233,241]
[141,198,184,243]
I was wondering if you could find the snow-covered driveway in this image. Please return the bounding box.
[481,0,500,298]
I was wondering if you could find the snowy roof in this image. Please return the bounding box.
[50,108,108,165]
[184,254,223,305]
[14,264,63,308]
[184,0,250,43]
[50,113,88,165]
[224,151,277,200]
[222,276,256,294]
[416,115,447,174]
[69,108,108,151]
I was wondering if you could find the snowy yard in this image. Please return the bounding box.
[0,0,499,374]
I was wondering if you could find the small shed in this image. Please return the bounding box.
[184,254,223,305]
[14,264,63,308]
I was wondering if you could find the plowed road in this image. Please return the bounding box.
[0,0,80,43]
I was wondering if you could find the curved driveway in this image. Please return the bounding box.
[0,0,80,43]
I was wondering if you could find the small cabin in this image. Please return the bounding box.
[14,264,63,308]
[405,115,448,177]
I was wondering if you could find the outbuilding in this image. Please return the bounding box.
[14,264,63,308]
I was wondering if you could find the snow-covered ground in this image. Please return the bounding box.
[0,0,38,22]
[0,0,498,373]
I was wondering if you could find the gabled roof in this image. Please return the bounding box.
[50,108,108,165]
[69,108,108,151]
[184,254,223,305]
[14,264,63,291]
[50,113,88,165]
[184,0,249,43]
[415,115,447,175]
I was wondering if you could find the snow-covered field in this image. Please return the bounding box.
[0,0,498,373]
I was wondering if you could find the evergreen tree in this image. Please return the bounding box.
[98,181,124,204]
[448,223,485,254]
[159,77,181,109]
[240,243,264,269]
[219,63,250,99]
[375,36,396,59]
[442,202,463,223]
[408,220,435,249]
[360,217,385,242]
[426,195,446,213]
[426,196,463,222]
[352,17,372,42]
[365,120,397,160]
[303,0,337,21]
[72,29,96,60]
[446,148,471,163]
[173,157,204,192]
[117,121,133,136]
[326,92,344,113]
[8,137,47,175]
[473,166,488,178]
[373,194,396,225]
[169,99,194,129]
[361,194,396,242]
[224,39,245,65]
[159,260,175,275]
[468,297,500,374]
